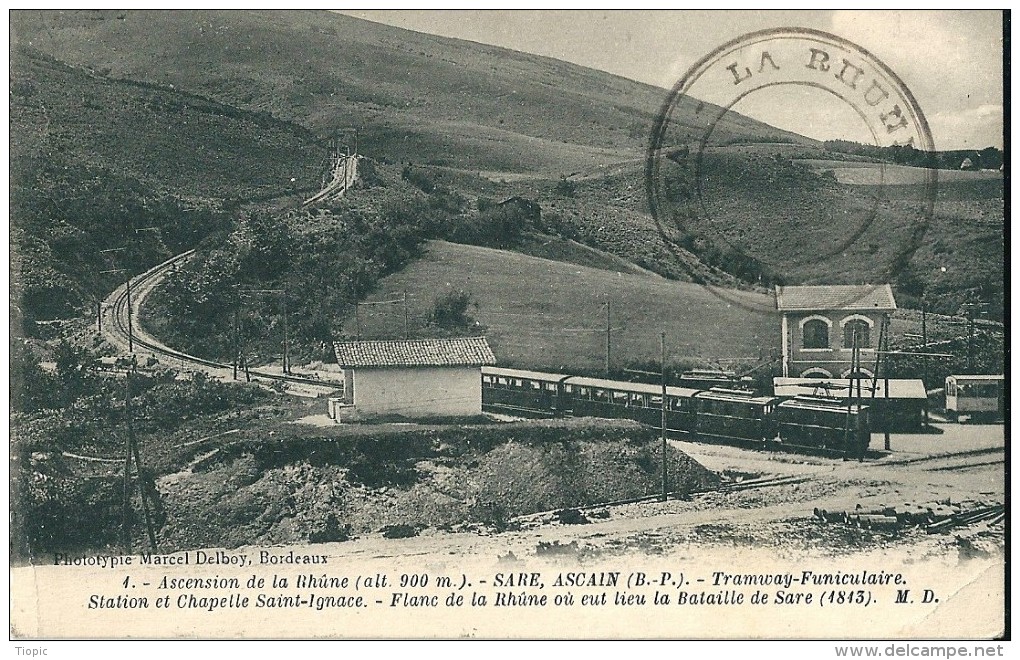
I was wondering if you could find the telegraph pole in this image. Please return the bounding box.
[125,370,158,552]
[127,228,159,356]
[967,307,975,372]
[403,290,409,339]
[238,288,289,374]
[921,298,929,426]
[282,291,290,374]
[866,316,891,451]
[131,433,159,553]
[660,331,668,503]
[122,369,133,554]
[99,247,128,350]
[623,335,669,502]
[881,316,890,451]
[845,328,859,460]
[232,306,239,381]
[604,301,612,377]
[126,276,134,353]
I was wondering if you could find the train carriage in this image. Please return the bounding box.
[690,389,779,445]
[481,367,569,416]
[775,396,870,456]
[945,375,1004,422]
[562,375,700,433]
[481,366,873,457]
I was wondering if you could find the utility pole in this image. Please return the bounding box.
[866,316,891,451]
[403,290,409,339]
[131,434,159,553]
[238,288,289,374]
[125,371,158,553]
[922,298,929,427]
[967,307,975,372]
[845,328,859,461]
[604,301,612,377]
[282,291,289,374]
[99,267,132,353]
[126,228,159,356]
[99,247,129,351]
[623,335,669,502]
[959,300,988,374]
[880,316,890,451]
[126,276,134,353]
[660,331,668,503]
[232,307,239,381]
[122,370,133,555]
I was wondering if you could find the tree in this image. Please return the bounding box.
[54,341,96,404]
[427,291,482,335]
[10,339,58,412]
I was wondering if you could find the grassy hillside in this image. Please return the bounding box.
[11,10,811,176]
[9,48,326,326]
[10,48,324,200]
[10,10,1001,344]
[349,240,779,373]
[497,149,1003,319]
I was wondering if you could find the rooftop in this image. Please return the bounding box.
[333,337,496,369]
[775,284,897,312]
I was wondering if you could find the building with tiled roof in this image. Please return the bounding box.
[333,337,496,369]
[775,285,896,379]
[775,284,897,312]
[329,337,495,421]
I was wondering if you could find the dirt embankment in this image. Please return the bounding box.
[156,418,718,552]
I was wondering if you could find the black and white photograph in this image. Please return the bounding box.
[8,9,1007,643]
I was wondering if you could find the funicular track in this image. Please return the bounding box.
[104,251,341,391]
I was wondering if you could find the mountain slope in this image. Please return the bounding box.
[11,48,325,200]
[11,10,813,175]
[10,47,325,324]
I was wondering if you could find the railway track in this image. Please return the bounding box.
[102,251,342,392]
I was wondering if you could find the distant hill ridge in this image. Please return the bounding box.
[10,9,812,174]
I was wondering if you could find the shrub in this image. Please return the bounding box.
[555,176,577,198]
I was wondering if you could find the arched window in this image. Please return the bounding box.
[802,319,829,349]
[843,319,871,349]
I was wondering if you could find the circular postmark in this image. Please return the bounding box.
[646,28,937,314]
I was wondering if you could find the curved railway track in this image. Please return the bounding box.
[103,251,341,392]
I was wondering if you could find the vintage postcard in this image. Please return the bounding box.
[8,9,1007,643]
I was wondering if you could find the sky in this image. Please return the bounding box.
[340,10,1004,151]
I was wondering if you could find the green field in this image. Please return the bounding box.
[350,240,780,373]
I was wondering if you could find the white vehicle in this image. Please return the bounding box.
[945,375,1004,422]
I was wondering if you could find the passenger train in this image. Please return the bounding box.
[481,366,871,457]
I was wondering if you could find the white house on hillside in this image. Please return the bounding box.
[329,337,496,421]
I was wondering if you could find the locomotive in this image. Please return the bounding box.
[481,367,870,457]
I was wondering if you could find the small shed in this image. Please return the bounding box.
[329,337,496,421]
[773,377,927,431]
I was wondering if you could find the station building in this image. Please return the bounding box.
[775,284,897,379]
[329,337,496,421]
